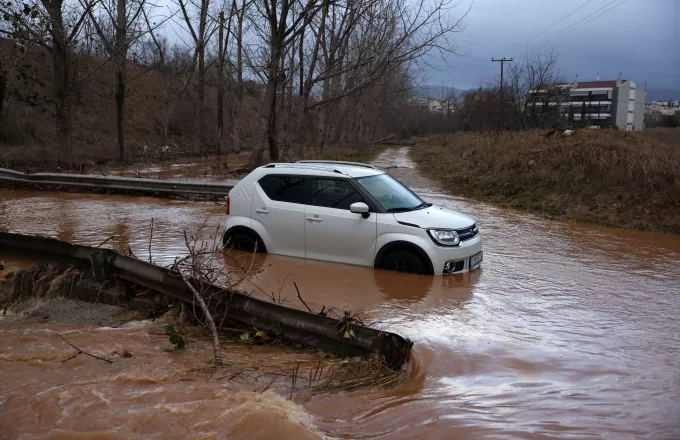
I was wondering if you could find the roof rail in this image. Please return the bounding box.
[263,163,348,175]
[296,160,377,169]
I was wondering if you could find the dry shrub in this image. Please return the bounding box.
[411,129,680,232]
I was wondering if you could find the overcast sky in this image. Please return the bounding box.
[424,0,679,90]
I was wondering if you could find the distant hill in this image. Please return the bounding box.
[646,89,680,101]
[413,85,469,100]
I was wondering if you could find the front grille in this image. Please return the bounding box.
[456,224,479,242]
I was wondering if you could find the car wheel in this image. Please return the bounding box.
[224,232,260,252]
[382,250,426,274]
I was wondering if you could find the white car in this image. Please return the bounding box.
[224,160,482,275]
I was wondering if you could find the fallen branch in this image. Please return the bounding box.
[294,282,313,313]
[96,236,117,248]
[374,135,395,144]
[56,332,113,363]
[148,218,154,264]
[179,271,223,367]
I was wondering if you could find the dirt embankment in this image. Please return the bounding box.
[410,129,680,233]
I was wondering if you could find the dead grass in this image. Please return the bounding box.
[410,129,680,233]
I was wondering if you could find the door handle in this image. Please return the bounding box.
[255,208,270,214]
[306,216,322,222]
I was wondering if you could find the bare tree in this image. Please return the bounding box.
[229,0,250,154]
[247,0,332,167]
[506,50,561,129]
[87,0,149,161]
[176,0,215,151]
[216,2,238,163]
[306,0,468,149]
[1,0,101,166]
[140,6,167,70]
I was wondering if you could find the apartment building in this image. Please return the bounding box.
[526,75,646,131]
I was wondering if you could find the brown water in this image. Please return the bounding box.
[1,148,680,439]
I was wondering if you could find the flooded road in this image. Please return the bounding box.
[106,152,249,183]
[1,148,680,439]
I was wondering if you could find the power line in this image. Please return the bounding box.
[543,0,629,42]
[546,0,620,40]
[552,0,631,39]
[527,0,597,42]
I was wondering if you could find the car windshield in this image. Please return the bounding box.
[356,174,427,212]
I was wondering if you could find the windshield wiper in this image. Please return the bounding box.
[413,202,432,210]
[386,207,414,212]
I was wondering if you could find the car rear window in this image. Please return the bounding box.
[311,178,364,210]
[258,175,308,204]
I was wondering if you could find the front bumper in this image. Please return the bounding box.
[426,234,483,275]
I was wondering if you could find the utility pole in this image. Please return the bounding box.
[492,57,513,130]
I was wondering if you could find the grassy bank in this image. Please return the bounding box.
[410,129,680,233]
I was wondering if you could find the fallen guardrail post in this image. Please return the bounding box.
[0,232,413,370]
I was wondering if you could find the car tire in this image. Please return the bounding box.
[381,249,426,274]
[224,232,261,252]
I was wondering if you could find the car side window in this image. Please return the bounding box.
[259,175,308,204]
[311,178,364,210]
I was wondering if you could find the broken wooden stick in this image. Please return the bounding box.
[56,332,113,363]
[180,274,223,367]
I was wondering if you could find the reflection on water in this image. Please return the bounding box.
[1,147,680,439]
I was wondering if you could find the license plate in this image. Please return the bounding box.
[469,251,483,269]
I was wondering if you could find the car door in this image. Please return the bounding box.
[251,174,308,258]
[305,177,377,266]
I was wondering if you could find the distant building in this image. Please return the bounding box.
[409,98,446,113]
[526,75,646,131]
[646,100,680,116]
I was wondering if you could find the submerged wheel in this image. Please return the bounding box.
[223,231,262,252]
[381,249,426,274]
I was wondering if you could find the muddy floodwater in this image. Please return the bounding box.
[1,148,680,439]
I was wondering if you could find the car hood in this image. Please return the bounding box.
[392,205,475,230]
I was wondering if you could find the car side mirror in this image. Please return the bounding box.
[350,202,370,219]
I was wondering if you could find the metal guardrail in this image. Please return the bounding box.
[0,168,235,198]
[0,232,413,369]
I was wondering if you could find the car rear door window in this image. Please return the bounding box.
[259,175,309,204]
[311,178,364,209]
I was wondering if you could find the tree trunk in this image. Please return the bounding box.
[217,11,225,163]
[196,47,205,151]
[195,0,208,152]
[48,0,73,167]
[231,3,244,155]
[267,88,279,162]
[115,0,126,161]
[0,63,6,122]
[250,39,281,167]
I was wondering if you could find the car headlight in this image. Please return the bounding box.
[427,229,460,246]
